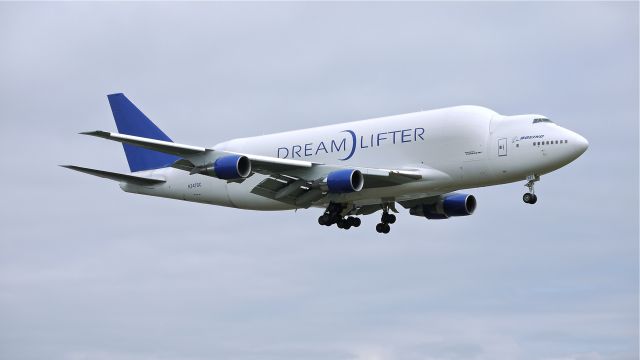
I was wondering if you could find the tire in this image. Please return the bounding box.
[375,223,384,233]
[387,214,396,224]
[530,194,538,204]
[523,193,533,204]
[382,213,395,223]
[352,217,361,227]
[382,223,391,234]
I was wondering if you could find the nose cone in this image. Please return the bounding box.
[573,133,589,156]
[567,131,589,160]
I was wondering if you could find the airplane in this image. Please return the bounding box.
[63,93,589,234]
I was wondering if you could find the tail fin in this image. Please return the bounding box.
[107,93,179,172]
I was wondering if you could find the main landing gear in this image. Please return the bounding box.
[375,204,397,234]
[317,202,361,230]
[317,202,398,233]
[523,174,540,204]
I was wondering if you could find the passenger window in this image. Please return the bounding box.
[555,140,558,144]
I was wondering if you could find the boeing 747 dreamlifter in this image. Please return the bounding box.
[64,94,588,233]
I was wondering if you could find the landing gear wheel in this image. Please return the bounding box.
[318,202,348,227]
[523,193,538,204]
[318,214,330,225]
[337,218,352,230]
[376,223,391,234]
[523,175,540,205]
[348,217,361,227]
[381,212,397,224]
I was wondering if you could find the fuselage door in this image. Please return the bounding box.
[498,138,507,157]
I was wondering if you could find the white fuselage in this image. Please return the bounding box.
[121,106,588,210]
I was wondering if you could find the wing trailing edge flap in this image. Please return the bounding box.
[61,165,165,186]
[250,174,321,208]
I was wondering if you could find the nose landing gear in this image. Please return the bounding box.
[523,174,539,204]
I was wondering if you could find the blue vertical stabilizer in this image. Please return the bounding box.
[107,93,179,172]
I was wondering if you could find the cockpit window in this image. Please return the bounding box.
[533,117,553,124]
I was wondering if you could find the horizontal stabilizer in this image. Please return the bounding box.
[61,165,166,186]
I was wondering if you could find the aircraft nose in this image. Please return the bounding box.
[569,131,589,158]
[575,133,589,154]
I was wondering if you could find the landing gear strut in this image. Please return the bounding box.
[376,203,397,234]
[318,202,361,230]
[523,175,539,204]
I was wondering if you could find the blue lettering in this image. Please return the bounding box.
[292,145,302,158]
[359,135,369,149]
[304,143,312,157]
[340,130,357,161]
[315,141,328,155]
[377,132,387,146]
[401,129,411,143]
[389,130,401,144]
[415,127,425,141]
[331,138,346,153]
[277,147,289,159]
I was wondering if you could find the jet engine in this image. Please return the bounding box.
[201,155,252,180]
[409,193,476,219]
[326,169,364,193]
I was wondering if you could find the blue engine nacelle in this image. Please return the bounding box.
[409,193,477,219]
[202,155,252,180]
[326,169,364,193]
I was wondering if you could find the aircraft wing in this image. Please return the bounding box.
[82,131,315,173]
[248,167,426,208]
[81,131,206,156]
[82,130,430,206]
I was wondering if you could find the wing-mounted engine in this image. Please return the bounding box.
[325,169,364,193]
[199,154,252,180]
[407,193,477,219]
[173,155,252,181]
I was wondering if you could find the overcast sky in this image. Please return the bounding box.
[0,2,637,360]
